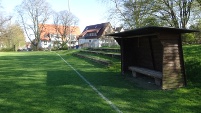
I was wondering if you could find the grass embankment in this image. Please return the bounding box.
[0,45,201,113]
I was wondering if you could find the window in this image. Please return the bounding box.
[89,32,97,36]
[44,41,47,45]
[85,32,97,37]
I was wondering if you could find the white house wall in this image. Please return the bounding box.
[79,39,101,48]
[39,40,52,49]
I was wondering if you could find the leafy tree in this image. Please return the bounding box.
[102,0,156,29]
[182,33,196,44]
[0,24,25,50]
[122,0,155,28]
[101,0,199,29]
[16,0,52,50]
[189,20,201,43]
[9,24,26,50]
[153,0,196,28]
[197,0,201,5]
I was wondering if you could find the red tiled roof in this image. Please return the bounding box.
[40,37,50,41]
[39,24,81,40]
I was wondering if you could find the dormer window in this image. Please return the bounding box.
[89,32,97,36]
[85,32,97,36]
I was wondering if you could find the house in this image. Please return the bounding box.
[78,22,117,48]
[39,24,81,50]
[113,26,124,33]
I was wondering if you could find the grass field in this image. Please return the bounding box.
[0,45,201,113]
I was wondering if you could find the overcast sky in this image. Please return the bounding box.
[1,0,108,32]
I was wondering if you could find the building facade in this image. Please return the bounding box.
[78,22,118,48]
[39,24,80,50]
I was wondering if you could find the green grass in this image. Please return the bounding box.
[0,45,201,113]
[183,45,201,88]
[0,51,115,113]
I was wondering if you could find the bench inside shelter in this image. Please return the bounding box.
[128,66,162,85]
[107,26,198,89]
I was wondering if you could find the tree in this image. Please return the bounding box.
[189,19,201,43]
[101,0,156,29]
[7,24,25,50]
[15,0,52,50]
[53,10,79,49]
[0,2,12,38]
[153,0,196,29]
[0,23,25,50]
[0,2,12,50]
[197,0,201,5]
[101,0,199,29]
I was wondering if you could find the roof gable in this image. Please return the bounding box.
[80,22,112,39]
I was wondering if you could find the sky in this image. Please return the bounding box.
[1,0,109,32]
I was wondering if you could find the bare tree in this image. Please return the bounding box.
[15,0,52,50]
[0,3,12,38]
[53,10,79,49]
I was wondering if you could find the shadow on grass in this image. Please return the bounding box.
[0,77,115,112]
[46,71,84,86]
[65,52,201,113]
[65,70,200,113]
[47,71,71,86]
[1,51,201,113]
[185,60,201,87]
[0,53,116,113]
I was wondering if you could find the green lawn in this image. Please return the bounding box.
[0,46,201,113]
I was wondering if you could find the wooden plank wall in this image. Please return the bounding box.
[136,37,153,69]
[160,33,185,89]
[134,36,163,72]
[121,36,163,73]
[123,38,138,72]
[150,37,163,71]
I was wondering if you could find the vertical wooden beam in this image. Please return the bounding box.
[178,34,187,86]
[149,37,156,70]
[120,38,125,75]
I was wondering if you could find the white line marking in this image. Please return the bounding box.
[56,53,122,113]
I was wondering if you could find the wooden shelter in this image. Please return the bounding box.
[107,26,198,89]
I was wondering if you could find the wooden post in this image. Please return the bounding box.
[121,39,125,75]
[178,35,187,86]
[149,37,156,70]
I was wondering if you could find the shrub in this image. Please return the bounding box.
[0,48,14,52]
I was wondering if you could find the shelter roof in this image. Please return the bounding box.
[107,26,199,38]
